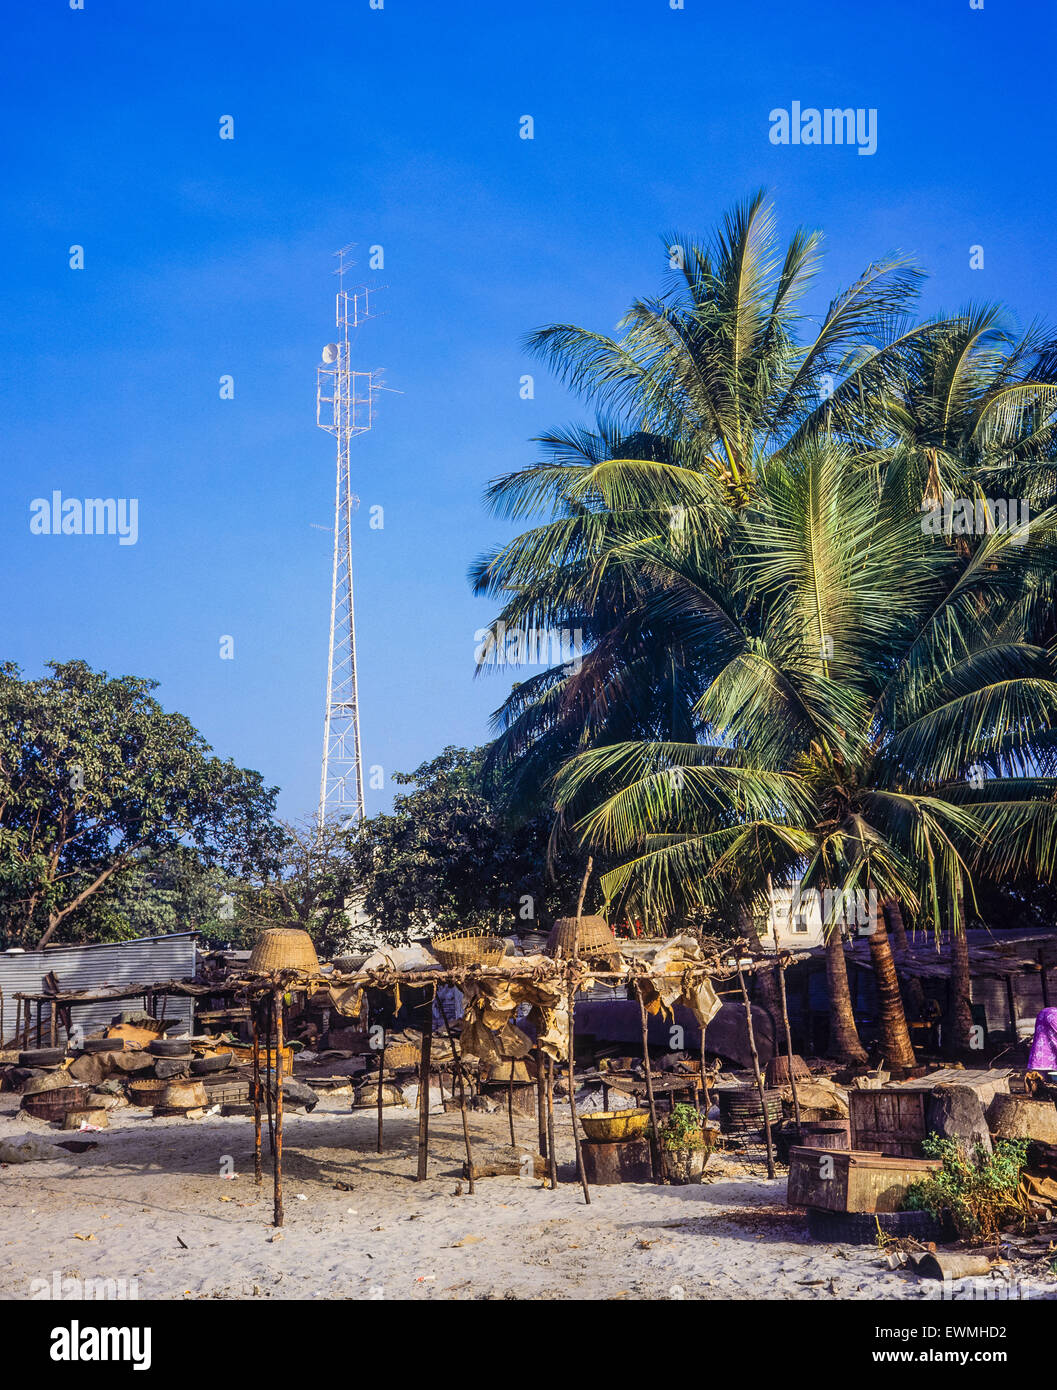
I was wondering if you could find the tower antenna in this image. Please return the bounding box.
[315,245,382,830]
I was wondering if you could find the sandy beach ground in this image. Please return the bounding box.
[0,1091,1050,1302]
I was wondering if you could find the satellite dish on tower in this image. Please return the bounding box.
[322,343,339,364]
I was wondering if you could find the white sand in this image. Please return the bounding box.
[0,1092,1045,1301]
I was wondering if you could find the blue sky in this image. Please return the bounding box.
[2,0,1054,821]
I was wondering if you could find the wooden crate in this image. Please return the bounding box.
[849,1087,927,1157]
[202,1076,250,1105]
[850,1071,1012,1157]
[787,1146,942,1213]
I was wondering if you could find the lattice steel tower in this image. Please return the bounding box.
[315,247,380,829]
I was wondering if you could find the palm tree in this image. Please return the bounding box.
[548,442,1057,1071]
[472,193,930,776]
[865,306,1057,515]
[520,191,925,504]
[473,195,1057,1059]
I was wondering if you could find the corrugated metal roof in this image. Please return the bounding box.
[0,933,198,1044]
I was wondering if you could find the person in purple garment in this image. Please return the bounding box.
[1027,1007,1057,1070]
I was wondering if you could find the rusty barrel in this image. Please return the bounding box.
[718,1085,782,1137]
[21,1085,90,1122]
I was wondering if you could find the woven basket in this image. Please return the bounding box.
[128,1078,170,1108]
[229,1043,294,1073]
[765,1054,813,1087]
[382,1039,422,1070]
[547,915,617,959]
[428,931,506,969]
[353,1082,404,1108]
[247,928,321,976]
[483,1059,534,1084]
[160,1080,208,1110]
[21,1067,75,1097]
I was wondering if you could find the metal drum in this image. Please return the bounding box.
[718,1085,782,1137]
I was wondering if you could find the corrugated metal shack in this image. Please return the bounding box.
[0,932,198,1044]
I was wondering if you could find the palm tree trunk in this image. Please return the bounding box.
[824,928,868,1065]
[883,899,910,952]
[946,891,974,1056]
[868,900,916,1070]
[884,899,926,1021]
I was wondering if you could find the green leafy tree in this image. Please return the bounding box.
[348,747,585,942]
[236,816,365,957]
[69,845,242,946]
[0,660,283,948]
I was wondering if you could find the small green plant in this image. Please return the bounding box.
[659,1103,705,1152]
[903,1134,1030,1241]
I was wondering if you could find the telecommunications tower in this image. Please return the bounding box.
[315,246,381,829]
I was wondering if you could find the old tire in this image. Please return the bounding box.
[190,1052,234,1075]
[147,1038,193,1058]
[805,1206,948,1245]
[18,1049,66,1068]
[82,1038,125,1054]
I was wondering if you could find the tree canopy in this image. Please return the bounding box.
[0,660,283,948]
[347,746,586,940]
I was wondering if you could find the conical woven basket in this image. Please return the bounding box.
[428,931,506,969]
[247,927,321,976]
[547,915,617,959]
[765,1053,812,1086]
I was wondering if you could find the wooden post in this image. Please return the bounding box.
[545,1056,558,1190]
[264,995,275,1158]
[699,1018,710,1114]
[273,990,285,1228]
[536,1042,548,1160]
[1006,975,1017,1042]
[565,864,592,1204]
[416,997,434,1181]
[566,969,591,1205]
[436,991,475,1194]
[35,1001,42,1048]
[376,1023,385,1155]
[575,856,593,919]
[252,1000,263,1186]
[776,958,801,1132]
[635,980,663,1182]
[737,966,775,1179]
[507,1069,516,1147]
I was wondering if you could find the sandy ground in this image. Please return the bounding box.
[1,1091,1051,1302]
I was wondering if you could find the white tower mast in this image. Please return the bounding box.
[316,246,379,829]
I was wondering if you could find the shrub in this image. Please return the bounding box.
[659,1103,705,1152]
[903,1134,1030,1241]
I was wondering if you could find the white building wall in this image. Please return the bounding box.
[758,884,826,950]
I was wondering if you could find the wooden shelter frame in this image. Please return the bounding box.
[14,948,808,1226]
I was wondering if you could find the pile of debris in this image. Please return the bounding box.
[0,1011,248,1127]
[783,1064,1057,1293]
